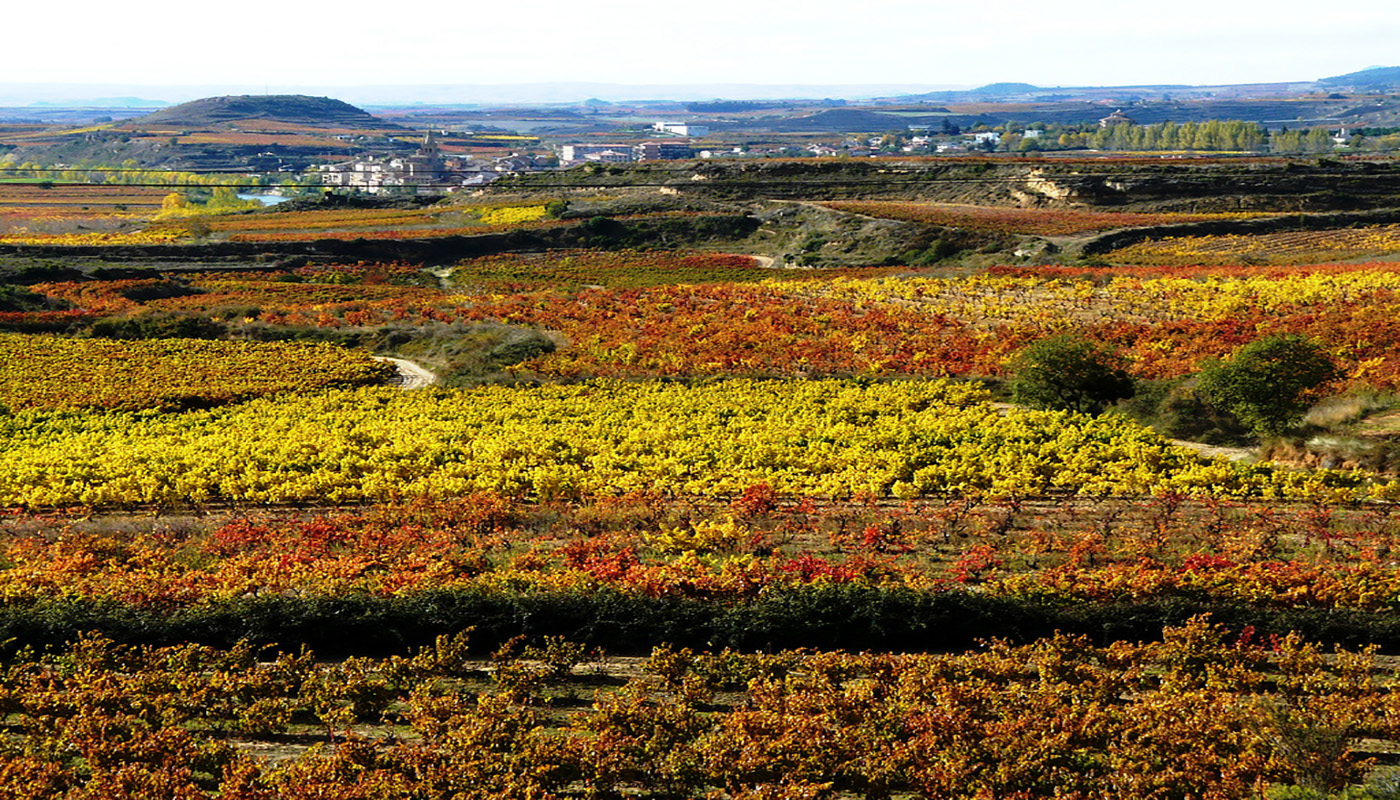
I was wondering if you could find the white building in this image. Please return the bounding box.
[653,121,710,137]
[316,131,490,194]
[559,144,636,163]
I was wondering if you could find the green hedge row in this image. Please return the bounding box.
[4,587,1399,656]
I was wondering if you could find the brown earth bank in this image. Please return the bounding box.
[1078,207,1400,254]
[0,214,763,274]
[498,157,1400,211]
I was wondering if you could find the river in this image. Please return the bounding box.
[237,193,294,206]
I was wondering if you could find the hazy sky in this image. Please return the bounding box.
[6,0,1397,94]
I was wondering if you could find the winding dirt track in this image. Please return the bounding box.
[372,357,438,389]
[1170,439,1256,462]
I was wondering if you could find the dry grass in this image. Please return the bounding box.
[1304,394,1397,430]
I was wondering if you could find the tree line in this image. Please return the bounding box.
[1046,120,1400,154]
[994,121,1398,154]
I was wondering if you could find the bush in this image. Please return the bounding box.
[1125,379,1253,445]
[11,589,1400,656]
[87,312,227,340]
[1196,334,1338,438]
[0,284,53,313]
[1007,334,1135,415]
[901,239,958,265]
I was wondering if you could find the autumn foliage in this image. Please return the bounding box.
[9,195,1400,797]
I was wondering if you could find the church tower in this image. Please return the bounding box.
[417,130,442,160]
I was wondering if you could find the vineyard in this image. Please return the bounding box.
[24,260,1400,390]
[0,184,169,237]
[219,203,565,242]
[10,187,1400,797]
[1106,225,1400,265]
[821,201,1265,235]
[0,192,575,245]
[0,621,1391,800]
[446,250,868,289]
[6,492,1400,796]
[10,379,1356,508]
[0,333,391,411]
[9,493,1400,621]
[0,228,187,246]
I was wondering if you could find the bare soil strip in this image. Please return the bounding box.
[373,356,438,389]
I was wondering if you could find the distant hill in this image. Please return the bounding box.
[768,107,926,132]
[1320,66,1400,89]
[28,97,168,109]
[969,82,1041,96]
[129,94,401,129]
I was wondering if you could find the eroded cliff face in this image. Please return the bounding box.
[1020,169,1088,202]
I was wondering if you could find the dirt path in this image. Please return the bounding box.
[373,357,439,389]
[1170,439,1256,462]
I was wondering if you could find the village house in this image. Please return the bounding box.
[492,155,538,172]
[698,147,746,159]
[315,131,489,194]
[1099,109,1133,127]
[559,144,636,163]
[558,142,695,164]
[636,141,693,161]
[901,136,934,152]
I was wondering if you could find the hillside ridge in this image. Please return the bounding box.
[130,94,401,129]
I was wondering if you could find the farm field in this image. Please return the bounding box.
[0,379,1363,508]
[0,184,169,238]
[0,619,1390,799]
[4,494,1400,797]
[0,182,737,246]
[9,177,1400,797]
[1107,225,1400,265]
[821,200,1272,235]
[444,250,875,289]
[27,258,1400,390]
[215,203,565,242]
[0,333,391,411]
[0,192,572,245]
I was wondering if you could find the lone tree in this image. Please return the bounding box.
[1007,334,1135,415]
[1195,334,1338,438]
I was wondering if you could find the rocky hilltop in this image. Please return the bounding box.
[129,94,401,130]
[0,94,411,170]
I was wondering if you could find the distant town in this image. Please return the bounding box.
[305,105,1389,195]
[4,65,1400,196]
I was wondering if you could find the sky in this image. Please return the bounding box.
[3,0,1398,101]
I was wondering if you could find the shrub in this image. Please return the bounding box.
[1007,334,1135,415]
[0,284,52,313]
[1196,334,1339,438]
[87,312,227,340]
[1127,379,1252,445]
